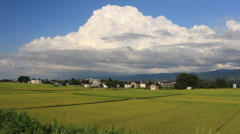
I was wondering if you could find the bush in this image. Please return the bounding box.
[0,109,129,134]
[0,109,45,134]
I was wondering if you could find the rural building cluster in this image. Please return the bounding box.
[3,73,238,90]
[63,78,176,90]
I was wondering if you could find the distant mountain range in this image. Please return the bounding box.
[111,69,240,82]
[194,69,240,81]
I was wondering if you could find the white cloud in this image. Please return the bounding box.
[19,5,220,53]
[226,20,240,31]
[1,5,240,79]
[0,58,15,71]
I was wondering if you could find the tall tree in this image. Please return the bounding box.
[118,81,124,89]
[71,78,77,85]
[148,81,154,87]
[105,81,113,90]
[216,78,228,88]
[82,79,89,84]
[18,76,30,83]
[175,73,200,89]
[108,77,113,82]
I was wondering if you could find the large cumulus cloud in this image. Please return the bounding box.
[1,5,240,79]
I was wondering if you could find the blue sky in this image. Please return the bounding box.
[0,0,240,79]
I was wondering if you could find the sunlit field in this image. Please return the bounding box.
[1,82,240,133]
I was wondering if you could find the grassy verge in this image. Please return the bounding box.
[0,109,129,134]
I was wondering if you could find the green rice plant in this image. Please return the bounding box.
[195,127,219,134]
[0,82,92,92]
[0,92,123,109]
[23,94,240,134]
[71,89,181,99]
[215,108,240,133]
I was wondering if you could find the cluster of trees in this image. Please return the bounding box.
[206,78,234,88]
[100,78,124,90]
[0,79,14,82]
[174,73,236,89]
[17,76,30,83]
[174,73,200,89]
[53,78,90,86]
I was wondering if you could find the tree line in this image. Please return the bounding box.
[174,73,236,89]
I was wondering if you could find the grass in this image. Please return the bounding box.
[1,82,240,133]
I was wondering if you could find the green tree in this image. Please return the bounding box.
[71,78,77,85]
[18,76,30,83]
[118,81,124,89]
[108,77,113,82]
[189,74,200,87]
[198,79,207,88]
[148,81,154,87]
[156,82,161,89]
[207,81,218,88]
[112,80,118,88]
[105,81,113,90]
[174,82,186,89]
[175,73,200,89]
[82,79,89,84]
[216,78,228,88]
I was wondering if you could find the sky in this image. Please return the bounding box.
[0,0,240,79]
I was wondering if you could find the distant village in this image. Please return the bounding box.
[1,73,238,90]
[27,77,176,90]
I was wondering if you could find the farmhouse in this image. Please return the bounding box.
[124,82,131,88]
[28,80,42,84]
[88,78,100,83]
[150,84,159,90]
[130,82,140,88]
[87,78,101,87]
[140,82,147,88]
[91,81,101,87]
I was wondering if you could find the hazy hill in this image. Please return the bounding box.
[194,69,240,81]
[111,69,240,82]
[112,73,179,81]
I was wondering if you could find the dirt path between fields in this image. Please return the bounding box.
[12,94,182,110]
[215,108,240,132]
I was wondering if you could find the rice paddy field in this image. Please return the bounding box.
[1,82,240,134]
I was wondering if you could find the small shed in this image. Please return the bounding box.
[55,82,62,86]
[103,84,108,88]
[84,84,90,88]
